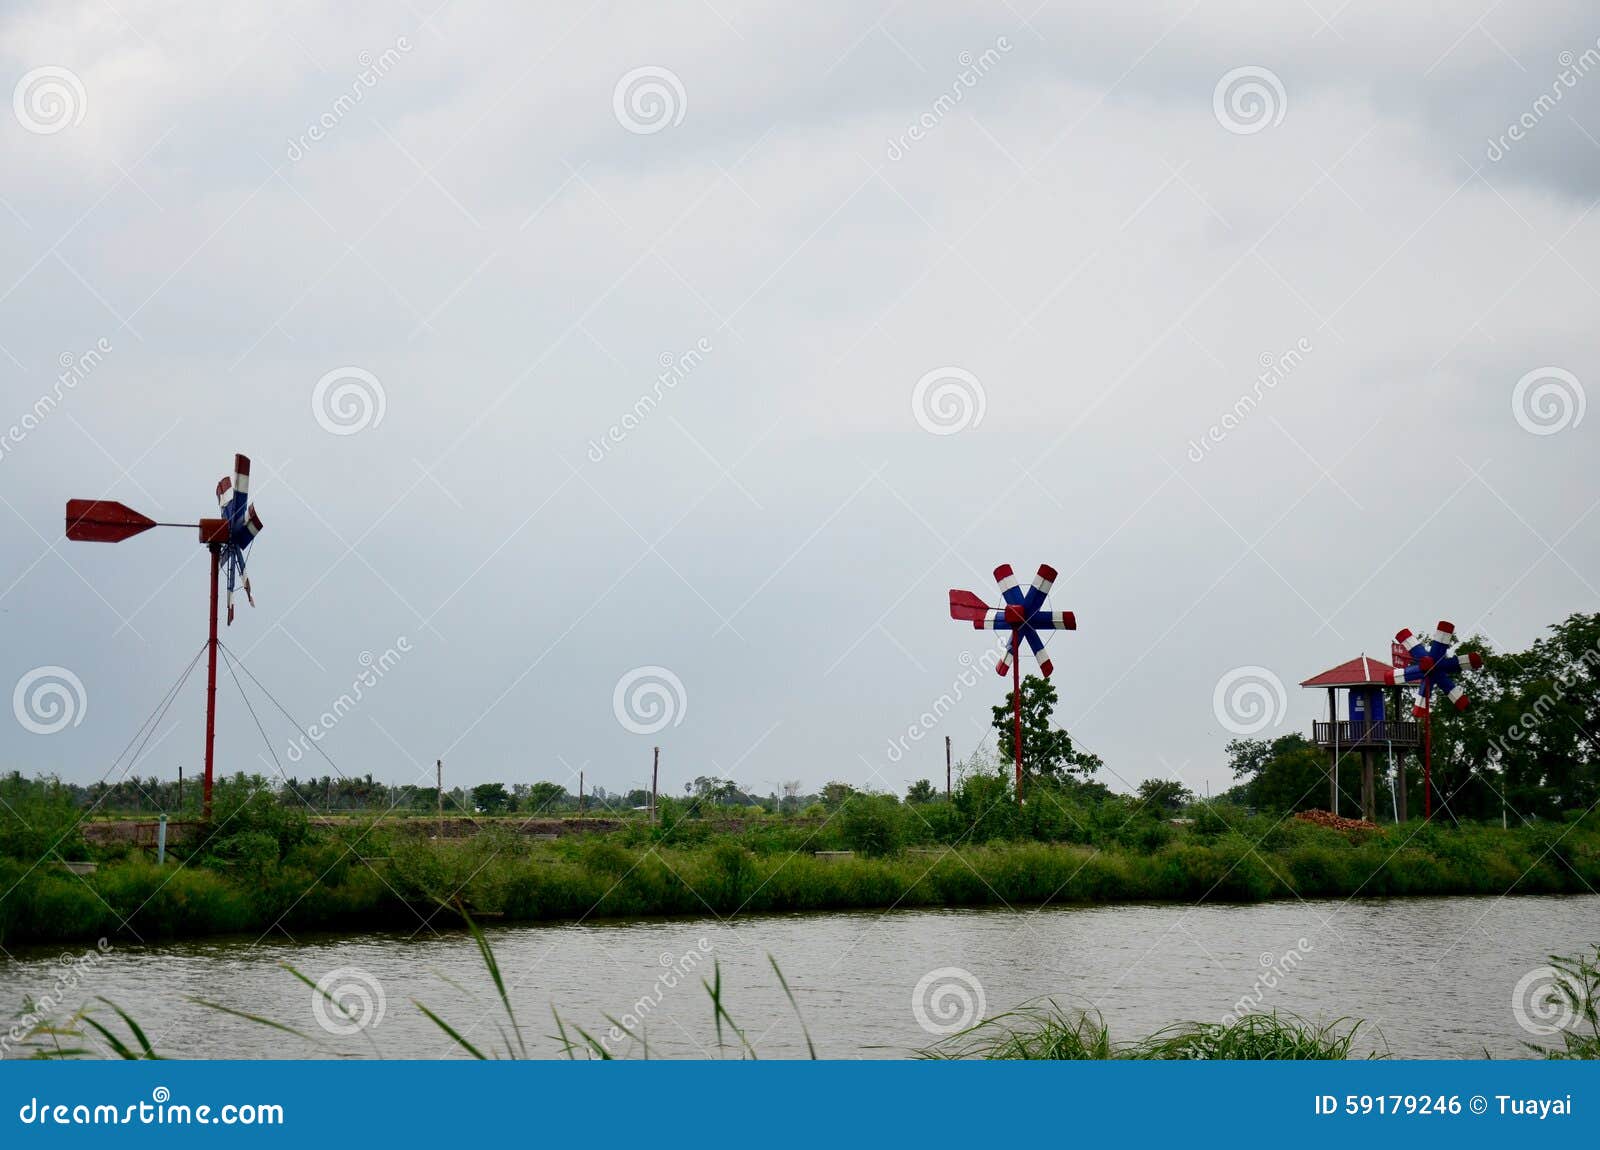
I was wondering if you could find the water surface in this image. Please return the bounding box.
[4,894,1596,1059]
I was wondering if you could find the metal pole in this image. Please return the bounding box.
[579,770,585,818]
[203,544,220,819]
[1423,688,1433,821]
[436,758,444,838]
[945,734,952,801]
[1012,631,1022,803]
[652,746,659,824]
[177,765,183,812]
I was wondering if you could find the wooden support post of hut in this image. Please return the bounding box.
[1301,654,1422,822]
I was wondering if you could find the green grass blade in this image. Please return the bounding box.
[767,955,815,1059]
[415,1000,487,1059]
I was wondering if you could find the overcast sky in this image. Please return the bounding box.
[1,1,1596,805]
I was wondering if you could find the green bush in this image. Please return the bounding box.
[840,795,905,857]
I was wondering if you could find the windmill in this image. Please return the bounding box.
[948,564,1076,800]
[66,454,264,817]
[1383,620,1483,820]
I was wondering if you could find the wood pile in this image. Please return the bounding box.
[1294,809,1379,832]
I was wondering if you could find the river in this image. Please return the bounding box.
[4,893,1597,1059]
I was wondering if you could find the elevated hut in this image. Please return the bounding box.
[1300,654,1421,821]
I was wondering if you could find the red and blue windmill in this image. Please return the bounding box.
[1382,620,1483,820]
[214,454,264,624]
[949,564,1076,800]
[66,453,264,817]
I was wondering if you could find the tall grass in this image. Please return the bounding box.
[921,1003,1368,1060]
[5,815,1600,947]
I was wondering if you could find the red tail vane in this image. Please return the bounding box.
[65,500,156,543]
[948,589,991,622]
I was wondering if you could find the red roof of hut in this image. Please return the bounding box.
[1299,654,1391,688]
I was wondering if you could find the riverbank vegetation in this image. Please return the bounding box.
[4,611,1597,947]
[3,767,1598,946]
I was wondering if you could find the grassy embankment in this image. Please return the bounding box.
[4,781,1599,946]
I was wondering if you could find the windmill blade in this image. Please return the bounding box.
[974,609,1015,630]
[1029,611,1076,630]
[1433,651,1482,678]
[1020,563,1057,613]
[1409,686,1427,718]
[228,454,251,527]
[948,589,992,622]
[993,631,1014,677]
[1425,620,1455,663]
[1395,628,1428,663]
[1384,663,1425,686]
[237,504,264,548]
[1020,625,1053,677]
[1434,671,1471,710]
[993,564,1026,608]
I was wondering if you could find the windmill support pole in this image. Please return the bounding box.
[1012,631,1022,803]
[1423,690,1433,821]
[203,543,220,820]
[1396,748,1408,823]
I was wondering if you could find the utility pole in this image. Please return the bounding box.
[945,735,952,801]
[578,769,585,818]
[436,759,444,839]
[651,746,660,824]
[177,765,184,812]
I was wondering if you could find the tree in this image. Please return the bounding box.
[1225,734,1327,814]
[471,782,511,813]
[1136,778,1192,811]
[525,781,568,814]
[905,779,938,804]
[819,781,857,811]
[991,674,1101,785]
